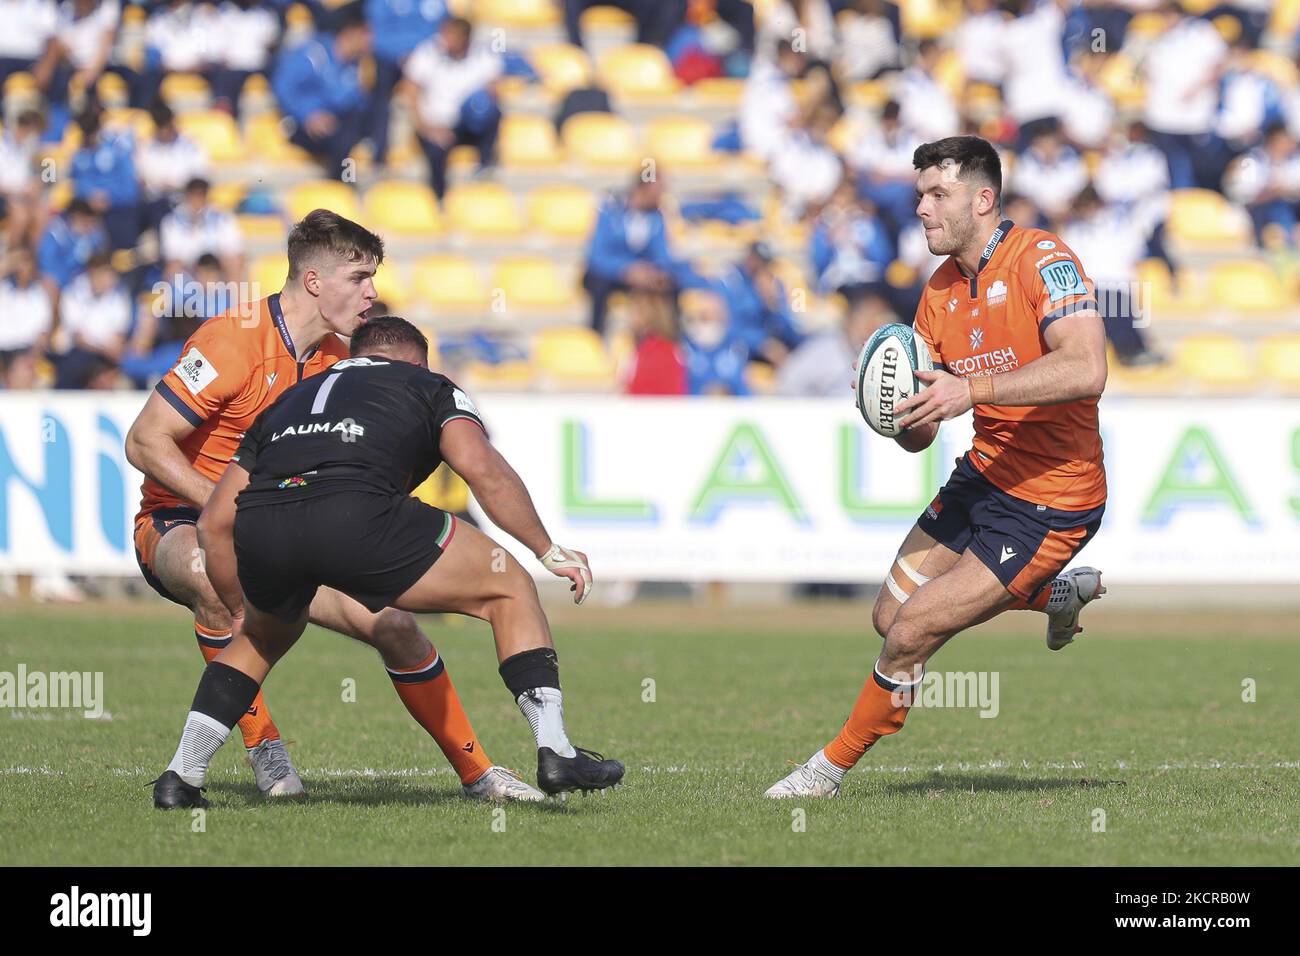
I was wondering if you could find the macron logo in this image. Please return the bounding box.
[50,886,151,936]
[266,372,278,389]
[1000,546,1017,564]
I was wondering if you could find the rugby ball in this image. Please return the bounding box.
[855,323,933,438]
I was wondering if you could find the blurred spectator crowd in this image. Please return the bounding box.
[1,0,1298,398]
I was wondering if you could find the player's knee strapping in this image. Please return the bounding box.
[823,663,923,771]
[193,622,281,748]
[884,555,931,604]
[166,661,262,787]
[387,646,492,785]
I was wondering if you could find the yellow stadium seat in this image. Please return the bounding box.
[3,71,36,98]
[251,253,289,296]
[645,116,716,167]
[103,108,155,142]
[243,112,313,164]
[208,181,245,211]
[177,110,242,163]
[1272,0,1300,37]
[533,327,615,389]
[1208,260,1289,314]
[745,361,776,394]
[1104,350,1178,395]
[285,2,315,30]
[236,214,286,242]
[1167,188,1252,247]
[1249,50,1298,89]
[363,181,442,237]
[95,71,129,106]
[529,43,592,94]
[597,44,680,100]
[285,180,362,223]
[476,0,562,26]
[492,256,575,310]
[460,360,536,391]
[561,112,640,167]
[444,182,524,237]
[688,77,744,105]
[47,180,73,212]
[899,0,962,39]
[160,73,211,109]
[372,264,410,309]
[1260,334,1300,390]
[1176,333,1255,391]
[413,254,487,311]
[499,114,562,167]
[527,184,598,240]
[580,5,636,30]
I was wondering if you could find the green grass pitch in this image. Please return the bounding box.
[1,600,1295,866]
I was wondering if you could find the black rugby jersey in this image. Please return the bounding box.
[231,356,484,508]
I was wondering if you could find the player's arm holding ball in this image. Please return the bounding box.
[897,247,1107,432]
[439,411,593,604]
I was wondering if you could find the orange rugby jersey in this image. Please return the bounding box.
[138,294,351,517]
[914,220,1107,511]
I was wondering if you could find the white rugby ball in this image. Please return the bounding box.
[855,323,933,438]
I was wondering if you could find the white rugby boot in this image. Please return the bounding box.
[248,739,306,797]
[1045,567,1106,651]
[463,766,546,803]
[764,751,843,799]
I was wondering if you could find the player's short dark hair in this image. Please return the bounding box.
[286,208,385,280]
[350,315,428,362]
[912,136,1002,202]
[66,198,96,219]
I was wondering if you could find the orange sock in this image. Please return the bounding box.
[388,647,493,786]
[195,622,280,749]
[823,666,916,771]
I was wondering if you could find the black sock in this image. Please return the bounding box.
[191,661,262,729]
[498,647,560,698]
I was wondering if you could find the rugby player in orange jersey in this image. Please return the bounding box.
[126,209,543,803]
[766,136,1108,798]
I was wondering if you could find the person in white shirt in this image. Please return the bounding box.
[401,16,503,200]
[849,99,923,237]
[211,0,279,117]
[1061,185,1161,364]
[159,177,244,281]
[54,250,130,388]
[0,0,57,89]
[776,293,891,398]
[740,40,804,162]
[1000,0,1071,146]
[137,101,211,233]
[0,245,54,389]
[1059,51,1116,151]
[769,105,843,220]
[897,40,959,143]
[32,0,120,107]
[757,0,837,69]
[956,0,1008,88]
[1010,120,1089,223]
[1140,4,1228,189]
[0,110,45,248]
[1224,123,1300,247]
[836,0,899,82]
[1215,33,1283,154]
[1096,120,1172,263]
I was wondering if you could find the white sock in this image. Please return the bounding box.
[810,748,846,784]
[165,711,233,787]
[515,687,576,757]
[1044,577,1074,613]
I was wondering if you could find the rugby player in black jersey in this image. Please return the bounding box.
[151,316,624,807]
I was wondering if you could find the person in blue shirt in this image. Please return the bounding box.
[680,287,751,397]
[271,3,372,174]
[809,181,894,305]
[366,0,445,166]
[38,198,109,300]
[582,173,698,334]
[70,105,141,251]
[718,240,802,365]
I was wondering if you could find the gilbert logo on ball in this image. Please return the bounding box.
[856,323,933,438]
